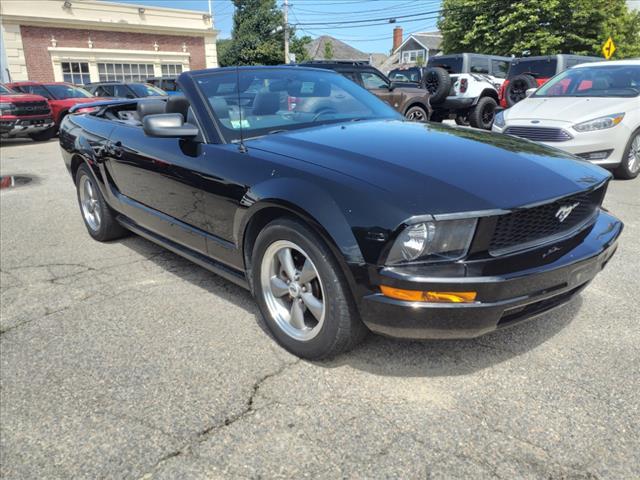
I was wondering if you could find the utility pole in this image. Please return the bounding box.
[283,0,290,64]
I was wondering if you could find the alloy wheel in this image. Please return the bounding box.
[628,134,640,174]
[79,175,101,231]
[260,240,325,341]
[406,108,426,122]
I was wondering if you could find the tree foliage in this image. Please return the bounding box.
[218,0,311,66]
[323,41,334,60]
[438,0,640,58]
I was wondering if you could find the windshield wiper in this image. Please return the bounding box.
[267,129,287,135]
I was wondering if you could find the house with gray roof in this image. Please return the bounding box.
[305,35,387,68]
[380,27,443,73]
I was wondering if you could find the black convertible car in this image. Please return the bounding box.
[59,66,622,359]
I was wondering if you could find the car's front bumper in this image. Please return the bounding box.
[0,116,54,137]
[493,119,632,168]
[359,210,622,339]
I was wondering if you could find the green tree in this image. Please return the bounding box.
[323,41,334,60]
[219,0,311,66]
[438,0,640,58]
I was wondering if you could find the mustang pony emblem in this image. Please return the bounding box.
[555,202,579,222]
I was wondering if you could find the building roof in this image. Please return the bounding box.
[306,35,368,61]
[305,35,387,67]
[395,31,443,53]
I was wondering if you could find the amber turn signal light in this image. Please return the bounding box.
[380,286,477,303]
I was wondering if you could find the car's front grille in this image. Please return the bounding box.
[13,101,50,116]
[504,126,572,142]
[489,185,606,256]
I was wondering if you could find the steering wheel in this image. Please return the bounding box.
[312,108,338,122]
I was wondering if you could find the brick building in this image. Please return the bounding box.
[0,0,218,84]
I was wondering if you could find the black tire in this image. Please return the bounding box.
[75,164,128,241]
[613,129,640,180]
[423,67,451,104]
[455,114,470,126]
[506,74,537,107]
[405,105,429,122]
[468,96,498,130]
[252,217,367,359]
[28,128,54,142]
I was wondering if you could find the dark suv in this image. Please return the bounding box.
[86,82,167,99]
[499,54,602,107]
[300,61,431,122]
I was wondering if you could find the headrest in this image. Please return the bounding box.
[252,92,280,115]
[165,95,190,120]
[137,99,166,119]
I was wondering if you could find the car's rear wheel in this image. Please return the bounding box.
[405,105,428,122]
[468,97,497,130]
[252,218,367,359]
[75,164,128,241]
[614,130,640,180]
[455,114,470,126]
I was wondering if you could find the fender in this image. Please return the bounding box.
[235,177,366,265]
[402,99,430,116]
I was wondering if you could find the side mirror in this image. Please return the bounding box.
[388,82,397,91]
[143,113,199,138]
[525,87,537,97]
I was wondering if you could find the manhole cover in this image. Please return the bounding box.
[0,175,35,189]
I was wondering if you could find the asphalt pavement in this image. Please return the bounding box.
[1,138,638,479]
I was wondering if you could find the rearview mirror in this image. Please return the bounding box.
[525,87,537,97]
[143,113,199,138]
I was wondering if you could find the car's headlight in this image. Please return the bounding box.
[386,218,477,265]
[494,110,505,128]
[573,113,624,132]
[0,102,16,114]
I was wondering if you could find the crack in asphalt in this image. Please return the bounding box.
[137,357,302,478]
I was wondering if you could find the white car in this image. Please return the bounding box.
[493,60,640,179]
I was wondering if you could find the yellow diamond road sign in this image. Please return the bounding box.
[602,37,616,60]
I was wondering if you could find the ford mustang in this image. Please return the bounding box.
[59,66,622,359]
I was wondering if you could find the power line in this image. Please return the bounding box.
[293,7,441,25]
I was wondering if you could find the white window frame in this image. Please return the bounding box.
[401,49,426,64]
[48,47,191,84]
[61,61,91,85]
[161,64,183,77]
[98,62,155,82]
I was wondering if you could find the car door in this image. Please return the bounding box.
[359,71,397,108]
[105,117,246,266]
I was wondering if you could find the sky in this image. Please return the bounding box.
[111,0,443,54]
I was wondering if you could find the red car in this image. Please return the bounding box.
[7,81,96,134]
[499,54,601,108]
[0,83,55,141]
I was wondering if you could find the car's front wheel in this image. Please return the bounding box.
[614,129,640,180]
[405,105,429,122]
[252,218,367,359]
[75,164,128,241]
[28,128,54,142]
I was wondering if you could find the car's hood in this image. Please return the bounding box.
[249,120,609,215]
[505,96,632,123]
[0,93,48,102]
